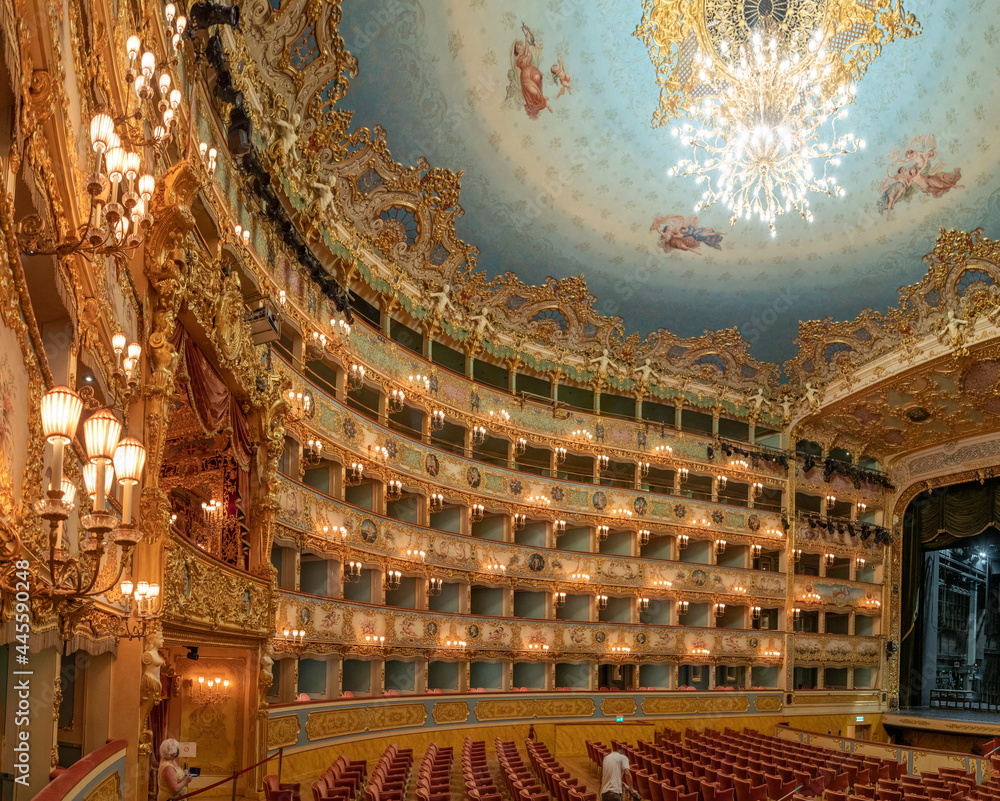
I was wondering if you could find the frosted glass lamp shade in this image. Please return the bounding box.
[41,386,83,444]
[83,409,121,463]
[113,437,146,484]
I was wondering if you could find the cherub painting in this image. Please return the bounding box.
[877,134,962,220]
[551,55,571,98]
[504,23,552,119]
[651,215,725,254]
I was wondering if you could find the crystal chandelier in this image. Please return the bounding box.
[671,28,863,235]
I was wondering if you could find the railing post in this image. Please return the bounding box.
[231,770,238,801]
[278,747,283,780]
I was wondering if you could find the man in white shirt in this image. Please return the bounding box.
[600,746,633,801]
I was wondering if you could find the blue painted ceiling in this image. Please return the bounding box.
[335,0,1000,365]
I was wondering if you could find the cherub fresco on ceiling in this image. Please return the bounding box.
[876,134,963,220]
[505,23,553,119]
[650,215,725,254]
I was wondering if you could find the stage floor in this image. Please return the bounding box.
[886,707,1000,736]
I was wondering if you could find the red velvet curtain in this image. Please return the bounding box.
[182,332,253,470]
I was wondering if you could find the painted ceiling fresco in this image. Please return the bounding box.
[337,0,1000,364]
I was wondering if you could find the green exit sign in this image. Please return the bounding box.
[616,717,624,722]
[855,716,865,722]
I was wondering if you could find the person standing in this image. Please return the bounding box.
[157,739,192,801]
[601,746,632,801]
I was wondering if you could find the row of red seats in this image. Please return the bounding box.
[364,745,413,801]
[525,738,597,801]
[463,738,502,801]
[416,744,454,801]
[264,752,366,801]
[497,739,550,801]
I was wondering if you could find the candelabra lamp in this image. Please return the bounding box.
[428,577,443,597]
[346,461,364,486]
[4,388,150,612]
[347,363,366,391]
[385,479,403,502]
[470,504,485,523]
[344,560,362,583]
[430,410,445,431]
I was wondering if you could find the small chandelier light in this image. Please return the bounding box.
[751,543,762,559]
[752,481,764,498]
[445,638,467,649]
[406,548,426,562]
[527,494,550,508]
[572,572,591,582]
[512,512,526,530]
[638,460,650,478]
[611,507,633,523]
[514,436,527,457]
[596,525,609,542]
[857,501,867,513]
[638,529,651,546]
[652,578,671,588]
[408,374,431,394]
[470,503,485,523]
[655,444,673,459]
[117,579,161,639]
[714,602,726,618]
[716,474,728,491]
[554,446,567,464]
[610,645,632,654]
[368,445,389,464]
[553,591,567,608]
[596,594,608,610]
[472,425,487,446]
[429,493,444,512]
[194,675,231,705]
[792,607,802,622]
[677,467,689,483]
[855,556,865,569]
[430,409,445,431]
[486,563,506,575]
[554,519,566,534]
[691,647,711,657]
[597,454,609,472]
[347,363,366,391]
[428,577,443,596]
[365,634,386,646]
[287,391,311,420]
[303,438,323,466]
[793,548,803,562]
[345,560,362,583]
[489,409,511,427]
[330,315,352,346]
[323,525,348,543]
[715,538,727,555]
[385,569,402,590]
[825,552,836,566]
[762,649,782,658]
[671,29,863,235]
[346,461,365,486]
[751,605,761,620]
[638,597,650,612]
[677,533,689,550]
[571,429,593,444]
[385,479,403,501]
[677,600,689,616]
[825,494,837,509]
[387,388,406,414]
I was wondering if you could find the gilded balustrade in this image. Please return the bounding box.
[274,475,884,604]
[273,589,881,666]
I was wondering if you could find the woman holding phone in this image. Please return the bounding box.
[158,739,193,800]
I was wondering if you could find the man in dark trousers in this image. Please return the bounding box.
[601,745,633,801]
